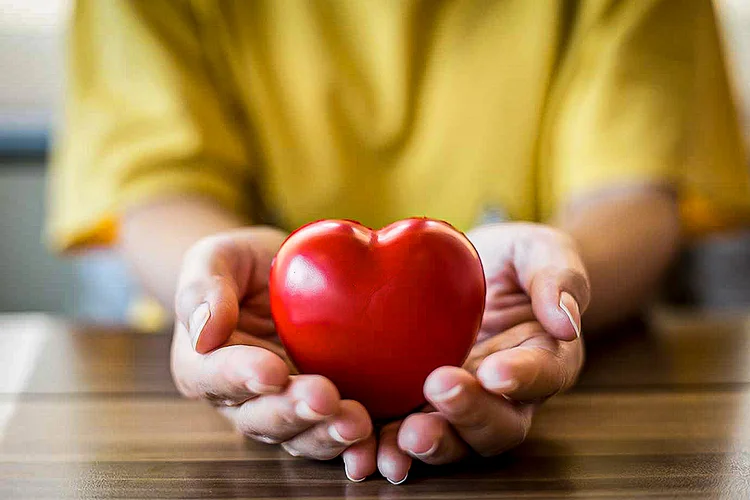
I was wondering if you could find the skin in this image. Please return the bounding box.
[119,186,679,483]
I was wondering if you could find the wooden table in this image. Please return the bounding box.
[0,311,749,499]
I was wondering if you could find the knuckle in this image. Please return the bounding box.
[449,403,491,431]
[198,387,228,405]
[212,274,237,293]
[479,409,532,458]
[222,347,253,385]
[174,280,202,306]
[554,355,569,394]
[177,234,241,293]
[271,404,302,428]
[509,411,532,449]
[318,448,344,460]
[235,418,282,444]
[170,357,199,400]
[192,377,228,404]
[284,433,346,461]
[193,369,233,403]
[315,437,348,460]
[526,343,567,398]
[174,278,213,319]
[179,238,221,278]
[518,408,533,441]
[560,347,584,392]
[172,375,198,399]
[553,347,575,393]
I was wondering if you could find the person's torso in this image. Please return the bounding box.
[193,0,564,230]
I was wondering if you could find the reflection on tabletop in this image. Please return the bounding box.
[0,311,749,498]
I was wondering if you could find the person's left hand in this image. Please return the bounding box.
[340,223,590,483]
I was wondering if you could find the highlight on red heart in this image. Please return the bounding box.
[270,218,486,420]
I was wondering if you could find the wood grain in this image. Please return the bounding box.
[0,391,748,461]
[0,314,175,396]
[0,311,749,499]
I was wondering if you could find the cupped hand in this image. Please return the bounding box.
[370,223,590,483]
[170,228,374,478]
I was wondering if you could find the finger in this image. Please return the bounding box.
[424,366,533,457]
[342,434,377,482]
[171,326,289,405]
[221,329,286,355]
[238,290,276,337]
[486,291,528,309]
[237,310,276,337]
[485,264,522,295]
[464,320,540,374]
[397,412,469,465]
[222,374,340,444]
[175,235,253,353]
[467,223,591,341]
[377,421,411,485]
[529,267,588,342]
[476,332,583,402]
[175,227,286,353]
[281,400,373,461]
[479,302,534,340]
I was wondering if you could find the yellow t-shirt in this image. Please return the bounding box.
[49,0,750,251]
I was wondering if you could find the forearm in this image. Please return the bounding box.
[553,188,681,331]
[118,197,245,307]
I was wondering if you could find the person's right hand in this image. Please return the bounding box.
[170,227,376,481]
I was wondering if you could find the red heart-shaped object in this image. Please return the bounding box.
[269,218,486,420]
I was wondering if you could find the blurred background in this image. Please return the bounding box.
[0,0,137,323]
[0,0,749,324]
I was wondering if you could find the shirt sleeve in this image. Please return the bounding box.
[47,0,254,252]
[540,0,750,235]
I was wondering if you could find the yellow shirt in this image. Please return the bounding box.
[49,0,750,252]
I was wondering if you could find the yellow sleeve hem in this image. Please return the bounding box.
[47,169,252,254]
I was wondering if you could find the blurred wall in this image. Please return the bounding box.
[0,164,75,314]
[0,1,74,314]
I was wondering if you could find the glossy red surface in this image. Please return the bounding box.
[269,218,486,419]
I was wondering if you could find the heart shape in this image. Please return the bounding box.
[270,218,486,419]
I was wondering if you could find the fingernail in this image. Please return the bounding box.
[430,384,463,403]
[244,378,284,395]
[256,434,282,445]
[387,471,409,485]
[559,291,581,338]
[295,401,329,421]
[479,371,518,393]
[328,425,357,446]
[189,302,210,350]
[281,442,302,457]
[344,459,366,483]
[380,457,410,485]
[409,440,438,459]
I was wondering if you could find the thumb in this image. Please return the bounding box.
[527,266,589,342]
[469,223,590,341]
[174,235,250,354]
